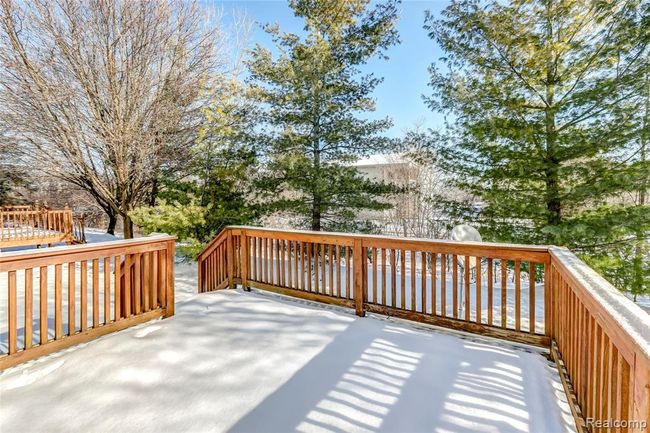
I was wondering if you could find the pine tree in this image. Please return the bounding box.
[425,0,650,294]
[248,0,401,232]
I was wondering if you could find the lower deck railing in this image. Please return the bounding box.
[198,226,650,432]
[0,207,86,248]
[0,235,176,369]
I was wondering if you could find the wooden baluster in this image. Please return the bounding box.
[476,257,482,324]
[265,238,271,284]
[321,243,326,295]
[40,266,48,343]
[515,259,521,331]
[280,240,286,287]
[8,270,17,354]
[440,254,446,316]
[68,263,75,334]
[81,260,88,329]
[134,254,142,314]
[152,252,158,309]
[388,249,395,307]
[400,250,406,309]
[381,248,387,305]
[25,268,33,349]
[353,239,364,316]
[464,255,470,321]
[159,250,167,308]
[250,238,256,282]
[55,264,62,338]
[114,256,121,320]
[410,250,416,311]
[328,245,334,296]
[452,255,458,319]
[143,254,150,311]
[241,235,249,291]
[297,242,303,290]
[349,246,354,300]
[501,260,507,328]
[372,247,377,304]
[277,239,282,286]
[313,243,319,293]
[292,241,297,289]
[529,263,535,334]
[306,243,312,292]
[421,251,426,314]
[431,253,437,315]
[336,246,342,297]
[123,256,130,318]
[92,259,100,326]
[487,258,493,326]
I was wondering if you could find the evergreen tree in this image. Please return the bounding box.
[425,0,650,294]
[248,0,401,232]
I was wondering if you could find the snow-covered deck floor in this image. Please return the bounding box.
[1,288,574,433]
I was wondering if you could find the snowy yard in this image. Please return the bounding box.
[1,284,575,433]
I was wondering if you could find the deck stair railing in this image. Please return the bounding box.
[198,226,650,433]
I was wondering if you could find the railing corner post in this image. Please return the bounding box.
[353,238,365,317]
[164,239,175,317]
[227,230,234,289]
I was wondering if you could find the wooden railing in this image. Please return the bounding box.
[198,226,650,431]
[0,235,175,369]
[549,247,650,432]
[0,206,86,248]
[198,226,551,346]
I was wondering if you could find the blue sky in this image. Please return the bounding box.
[216,0,450,137]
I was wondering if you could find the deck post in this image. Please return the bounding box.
[164,240,175,317]
[241,231,250,291]
[227,230,234,289]
[353,239,365,317]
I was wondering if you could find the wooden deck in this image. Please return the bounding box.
[198,226,650,433]
[0,206,85,249]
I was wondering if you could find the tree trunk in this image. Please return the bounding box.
[311,197,321,231]
[632,66,649,299]
[107,212,117,235]
[149,178,159,207]
[122,213,134,239]
[311,135,322,231]
[543,12,561,244]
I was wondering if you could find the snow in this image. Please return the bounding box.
[0,287,574,433]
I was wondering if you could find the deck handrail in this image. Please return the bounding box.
[198,226,650,432]
[549,247,650,431]
[0,234,176,370]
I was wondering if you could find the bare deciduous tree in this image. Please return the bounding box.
[0,0,226,237]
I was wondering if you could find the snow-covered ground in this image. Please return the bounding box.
[0,287,575,433]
